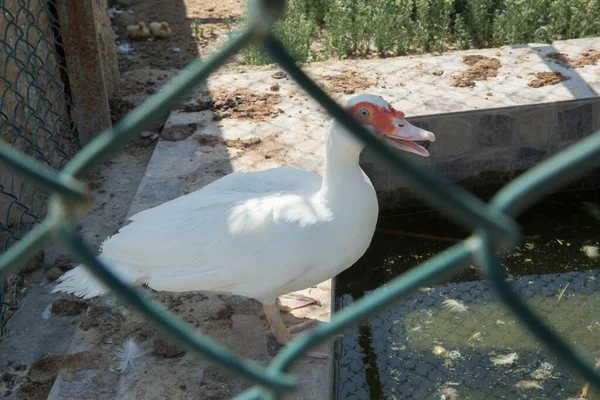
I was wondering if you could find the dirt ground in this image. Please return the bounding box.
[109,0,245,73]
[321,69,377,95]
[200,88,284,122]
[528,71,570,88]
[547,49,600,69]
[107,0,248,130]
[450,55,502,88]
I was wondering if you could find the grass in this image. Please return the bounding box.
[243,4,316,65]
[241,0,600,65]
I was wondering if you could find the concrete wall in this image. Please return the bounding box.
[93,0,120,99]
[361,98,600,209]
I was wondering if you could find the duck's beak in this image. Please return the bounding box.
[382,119,435,157]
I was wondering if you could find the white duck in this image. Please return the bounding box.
[53,94,435,357]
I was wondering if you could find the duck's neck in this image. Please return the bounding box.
[319,119,368,205]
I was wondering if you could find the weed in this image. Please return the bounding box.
[243,3,315,65]
[454,13,471,50]
[240,0,600,65]
[191,19,203,39]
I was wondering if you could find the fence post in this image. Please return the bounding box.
[56,0,112,145]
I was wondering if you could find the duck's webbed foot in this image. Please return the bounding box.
[262,303,342,359]
[277,293,322,313]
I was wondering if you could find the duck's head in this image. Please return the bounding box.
[344,94,435,157]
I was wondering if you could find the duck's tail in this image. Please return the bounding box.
[52,254,147,299]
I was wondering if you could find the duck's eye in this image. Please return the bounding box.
[359,109,370,118]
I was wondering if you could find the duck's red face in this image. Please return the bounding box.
[345,98,435,157]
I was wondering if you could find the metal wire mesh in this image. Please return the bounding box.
[0,0,79,331]
[0,0,599,398]
[0,0,79,250]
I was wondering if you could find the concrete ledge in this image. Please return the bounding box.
[157,37,600,211]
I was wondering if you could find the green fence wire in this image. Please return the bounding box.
[0,0,79,332]
[1,0,600,398]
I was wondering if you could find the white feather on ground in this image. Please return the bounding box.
[116,338,146,372]
[442,299,468,313]
[42,304,52,320]
[491,352,519,366]
[583,245,599,259]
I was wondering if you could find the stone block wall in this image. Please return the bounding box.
[361,98,600,210]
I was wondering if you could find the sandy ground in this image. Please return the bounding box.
[105,0,250,143]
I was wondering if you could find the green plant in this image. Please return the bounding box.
[323,0,355,58]
[276,3,315,62]
[545,0,571,41]
[243,3,316,65]
[491,0,552,46]
[413,0,432,51]
[396,0,415,55]
[191,19,203,39]
[295,0,331,25]
[372,0,400,55]
[454,13,472,49]
[465,0,496,47]
[429,0,453,52]
[241,0,600,65]
[566,0,600,38]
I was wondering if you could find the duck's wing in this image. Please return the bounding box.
[99,166,324,296]
[197,165,322,196]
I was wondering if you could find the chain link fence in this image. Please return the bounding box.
[1,0,79,331]
[0,0,599,399]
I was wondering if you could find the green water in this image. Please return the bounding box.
[334,189,600,400]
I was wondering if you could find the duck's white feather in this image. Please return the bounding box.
[55,166,359,304]
[116,338,146,372]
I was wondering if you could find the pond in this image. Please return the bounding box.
[334,188,600,400]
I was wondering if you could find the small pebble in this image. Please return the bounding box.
[46,267,64,282]
[153,337,185,358]
[271,71,287,79]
